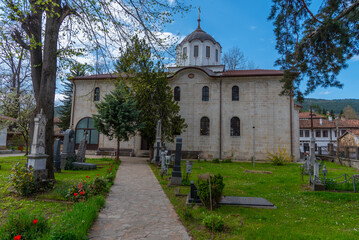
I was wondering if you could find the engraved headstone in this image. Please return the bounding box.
[53,138,61,173]
[151,120,162,163]
[27,109,48,180]
[60,129,76,170]
[170,137,182,185]
[76,130,88,162]
[160,150,168,175]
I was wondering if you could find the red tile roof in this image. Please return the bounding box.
[222,69,284,77]
[348,129,359,136]
[299,112,326,119]
[300,119,359,129]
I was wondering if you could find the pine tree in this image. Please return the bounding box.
[93,81,143,162]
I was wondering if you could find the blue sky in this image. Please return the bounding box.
[164,0,359,100]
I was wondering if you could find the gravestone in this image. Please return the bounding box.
[170,137,182,185]
[53,138,61,173]
[76,130,88,162]
[187,181,201,204]
[160,150,168,175]
[60,129,76,170]
[27,109,48,180]
[151,120,162,163]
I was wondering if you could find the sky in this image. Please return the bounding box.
[163,0,359,100]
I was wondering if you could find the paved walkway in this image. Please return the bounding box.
[89,157,191,240]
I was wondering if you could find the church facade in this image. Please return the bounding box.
[70,20,300,161]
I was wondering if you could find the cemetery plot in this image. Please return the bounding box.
[151,160,359,239]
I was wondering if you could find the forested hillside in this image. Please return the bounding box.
[299,98,359,114]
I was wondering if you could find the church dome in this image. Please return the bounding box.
[179,27,218,45]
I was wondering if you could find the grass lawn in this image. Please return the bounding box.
[0,155,119,239]
[151,160,359,240]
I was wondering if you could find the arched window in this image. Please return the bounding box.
[174,86,180,101]
[75,117,99,150]
[202,86,209,101]
[232,86,239,101]
[230,117,240,136]
[94,87,100,101]
[200,117,210,136]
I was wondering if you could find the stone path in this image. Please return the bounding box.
[89,157,191,240]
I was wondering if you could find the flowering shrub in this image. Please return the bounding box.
[0,210,48,240]
[267,146,293,165]
[66,181,90,202]
[91,177,108,195]
[9,163,37,196]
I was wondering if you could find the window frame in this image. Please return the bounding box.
[200,117,210,136]
[305,130,310,137]
[215,49,218,62]
[94,87,100,101]
[174,86,180,101]
[300,130,303,137]
[316,130,321,138]
[183,47,187,58]
[232,86,239,101]
[323,130,328,138]
[206,46,210,58]
[194,45,199,57]
[202,86,209,101]
[230,117,240,136]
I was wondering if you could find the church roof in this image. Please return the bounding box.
[222,69,283,77]
[179,27,218,45]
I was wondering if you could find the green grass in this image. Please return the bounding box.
[151,160,359,240]
[0,155,119,239]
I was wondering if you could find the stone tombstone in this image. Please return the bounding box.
[60,129,76,170]
[160,150,168,175]
[27,109,48,180]
[170,137,182,185]
[76,130,88,162]
[152,120,162,163]
[53,138,61,173]
[186,160,193,174]
[187,181,201,204]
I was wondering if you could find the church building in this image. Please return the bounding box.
[69,17,300,161]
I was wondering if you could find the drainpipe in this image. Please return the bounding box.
[219,78,222,160]
[290,89,293,160]
[70,80,76,129]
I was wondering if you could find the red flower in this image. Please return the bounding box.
[74,193,78,197]
[86,176,88,178]
[97,174,99,176]
[112,166,115,167]
[33,219,38,225]
[14,235,21,240]
[70,209,72,212]
[89,177,91,179]
[80,191,85,195]
[110,169,112,171]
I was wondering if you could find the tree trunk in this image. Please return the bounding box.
[116,138,120,163]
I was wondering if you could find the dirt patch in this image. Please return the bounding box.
[243,170,273,174]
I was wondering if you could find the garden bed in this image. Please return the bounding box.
[0,156,119,239]
[151,160,359,239]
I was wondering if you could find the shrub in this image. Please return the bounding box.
[212,158,220,163]
[197,173,225,209]
[65,181,90,202]
[267,146,293,165]
[222,158,232,163]
[0,210,49,240]
[9,163,37,196]
[91,177,108,195]
[202,213,224,232]
[64,157,77,170]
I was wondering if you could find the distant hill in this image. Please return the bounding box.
[298,98,359,114]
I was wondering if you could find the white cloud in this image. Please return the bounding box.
[319,91,331,95]
[250,26,257,30]
[351,55,359,62]
[55,94,65,102]
[168,0,176,5]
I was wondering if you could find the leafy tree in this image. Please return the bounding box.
[222,46,257,70]
[115,36,187,157]
[58,63,92,131]
[330,109,335,119]
[0,91,35,154]
[93,81,142,162]
[0,0,190,179]
[269,1,359,101]
[342,105,358,119]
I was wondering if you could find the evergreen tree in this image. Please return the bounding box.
[58,63,92,131]
[330,110,335,119]
[115,36,187,156]
[93,81,142,162]
[269,1,359,101]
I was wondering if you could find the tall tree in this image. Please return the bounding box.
[0,0,190,179]
[342,105,358,119]
[269,0,359,101]
[222,46,257,70]
[58,63,92,131]
[115,36,187,156]
[93,81,142,162]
